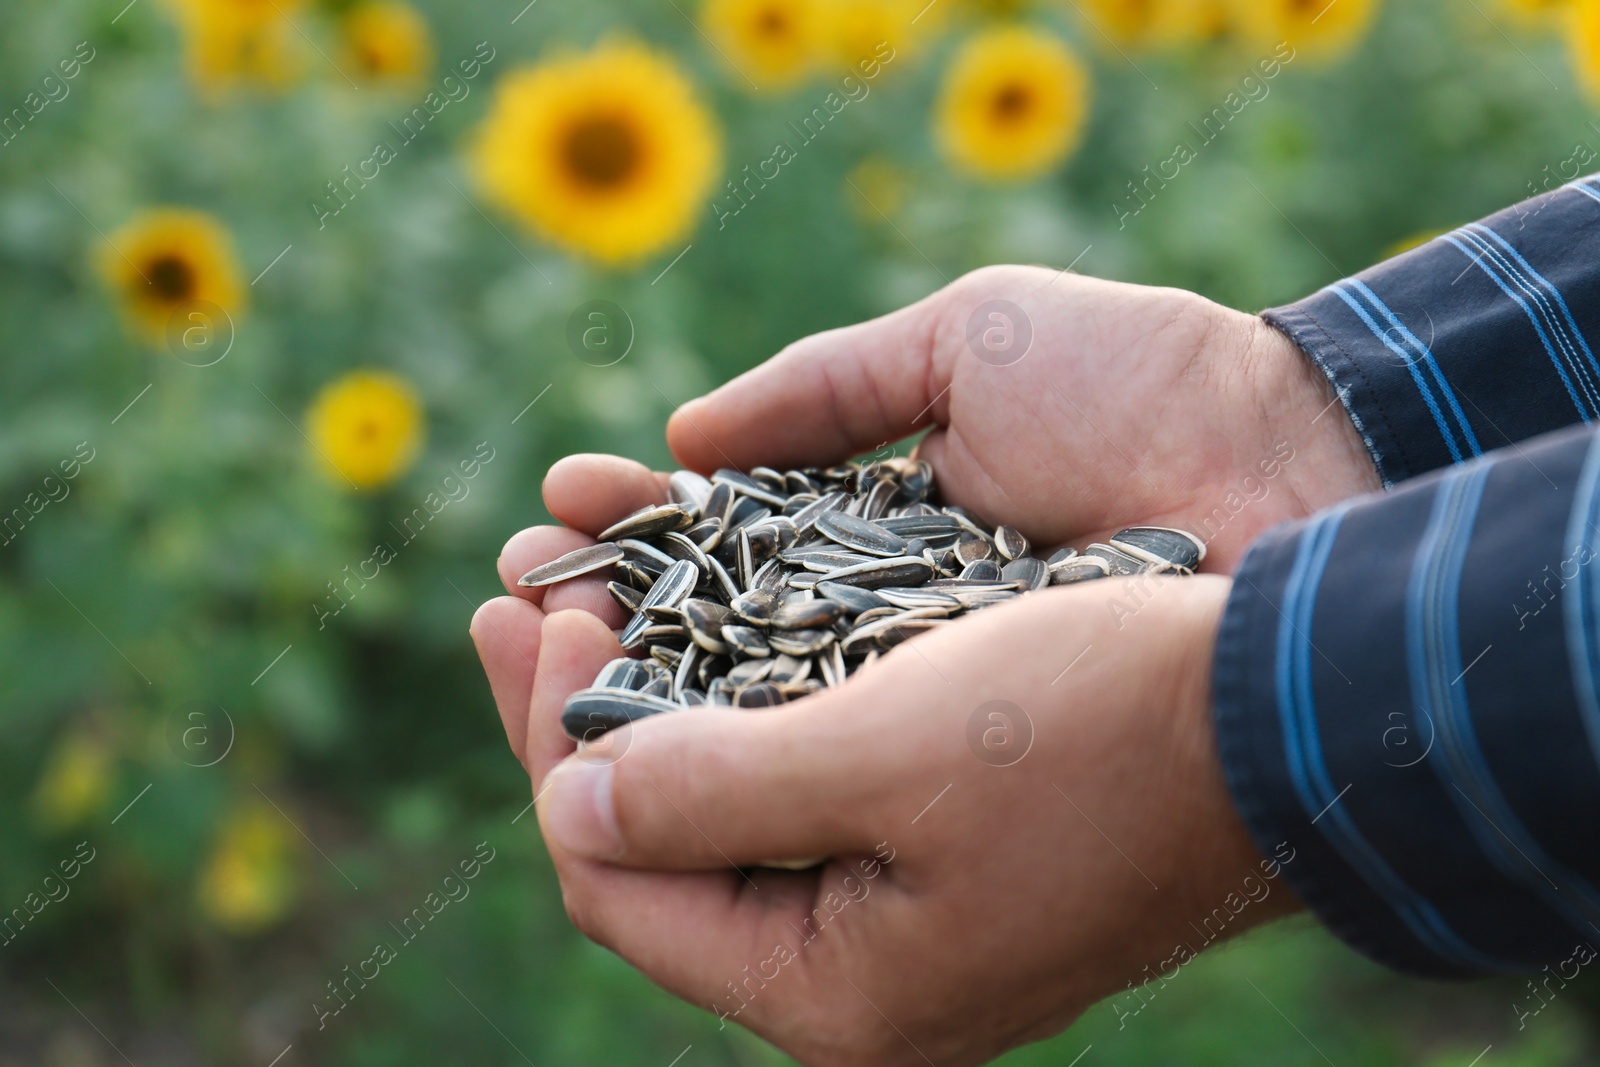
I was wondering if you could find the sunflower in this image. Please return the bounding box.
[1074,0,1237,50]
[99,209,245,348]
[470,43,721,265]
[199,804,298,933]
[934,26,1090,181]
[32,727,113,831]
[827,0,937,71]
[702,0,825,88]
[1081,0,1171,47]
[166,0,305,91]
[341,1,433,86]
[1230,0,1380,62]
[307,370,424,489]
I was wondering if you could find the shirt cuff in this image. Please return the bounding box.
[1262,175,1600,487]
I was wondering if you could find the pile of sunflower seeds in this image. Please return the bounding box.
[517,459,1204,742]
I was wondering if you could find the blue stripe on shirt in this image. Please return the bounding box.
[1276,506,1506,971]
[1564,432,1600,769]
[1327,283,1469,463]
[1444,228,1595,421]
[1410,460,1600,935]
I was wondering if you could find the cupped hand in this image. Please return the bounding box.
[503,574,1300,1067]
[662,266,1378,571]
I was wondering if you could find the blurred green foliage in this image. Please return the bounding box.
[3,0,1600,1062]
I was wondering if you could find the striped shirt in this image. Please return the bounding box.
[1216,174,1600,977]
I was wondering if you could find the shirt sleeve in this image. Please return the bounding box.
[1213,421,1600,978]
[1262,175,1600,488]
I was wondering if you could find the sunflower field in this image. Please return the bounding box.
[5,0,1600,1062]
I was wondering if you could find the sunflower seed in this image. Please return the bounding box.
[713,469,791,508]
[658,530,712,571]
[814,511,909,557]
[815,581,891,614]
[669,470,714,513]
[994,526,1030,561]
[595,657,653,691]
[705,482,735,526]
[641,558,699,611]
[727,657,774,686]
[735,682,785,708]
[769,598,847,630]
[598,503,694,543]
[562,688,680,741]
[1085,543,1149,576]
[729,589,777,626]
[558,461,1200,753]
[1109,526,1205,572]
[518,542,624,587]
[955,537,995,566]
[1050,556,1113,584]
[874,587,962,611]
[607,581,645,613]
[685,517,723,551]
[768,653,811,684]
[683,599,731,655]
[1001,557,1050,591]
[723,624,771,658]
[818,555,935,589]
[961,559,1003,582]
[767,628,836,656]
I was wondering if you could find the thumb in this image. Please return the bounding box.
[535,698,887,869]
[665,288,953,472]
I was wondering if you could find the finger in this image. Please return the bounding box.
[469,596,546,771]
[527,609,624,789]
[537,685,895,869]
[542,454,669,536]
[666,291,950,472]
[543,849,820,1019]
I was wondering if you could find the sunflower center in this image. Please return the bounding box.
[561,116,641,189]
[991,83,1032,122]
[357,418,381,442]
[756,5,790,37]
[147,255,197,301]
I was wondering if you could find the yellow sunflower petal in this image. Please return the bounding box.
[99,208,246,348]
[341,1,433,86]
[1075,0,1177,48]
[1570,0,1600,98]
[307,370,424,490]
[702,0,825,88]
[934,26,1091,181]
[167,0,306,91]
[470,42,722,266]
[825,0,936,71]
[1229,0,1381,62]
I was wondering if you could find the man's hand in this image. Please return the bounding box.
[499,573,1300,1067]
[662,266,1378,571]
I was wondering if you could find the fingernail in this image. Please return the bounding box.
[536,758,622,860]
